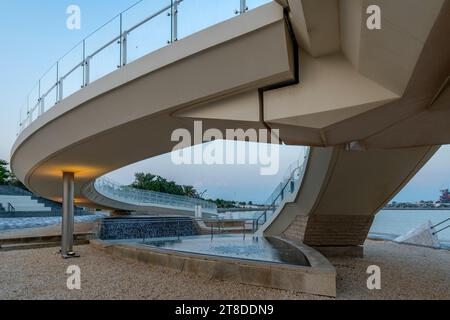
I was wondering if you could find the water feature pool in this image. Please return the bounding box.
[140,234,310,267]
[95,234,336,296]
[0,212,108,232]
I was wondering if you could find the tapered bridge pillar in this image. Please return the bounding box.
[61,172,79,259]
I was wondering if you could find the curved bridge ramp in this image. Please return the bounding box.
[10,0,450,257]
[82,177,217,217]
[262,145,439,257]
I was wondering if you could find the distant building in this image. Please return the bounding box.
[439,189,450,204]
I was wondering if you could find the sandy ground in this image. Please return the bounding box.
[0,239,448,300]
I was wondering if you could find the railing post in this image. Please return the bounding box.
[84,57,90,87]
[39,96,45,116]
[82,40,86,87]
[240,0,247,14]
[170,0,178,43]
[58,78,64,102]
[121,32,127,66]
[56,61,59,104]
[18,109,22,134]
[119,13,127,67]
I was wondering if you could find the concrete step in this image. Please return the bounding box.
[0,233,94,246]
[0,202,51,210]
[0,199,44,204]
[0,195,32,199]
[0,195,53,212]
[0,239,90,252]
[6,207,52,212]
[0,202,42,206]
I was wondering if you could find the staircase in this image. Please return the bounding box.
[0,195,51,213]
[0,185,64,214]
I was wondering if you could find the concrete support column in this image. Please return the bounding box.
[61,172,79,258]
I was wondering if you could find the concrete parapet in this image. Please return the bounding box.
[90,237,337,297]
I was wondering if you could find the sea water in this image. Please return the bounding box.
[221,210,450,243]
[371,210,450,242]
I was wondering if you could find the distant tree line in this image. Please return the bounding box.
[131,173,201,198]
[131,172,257,209]
[206,198,236,209]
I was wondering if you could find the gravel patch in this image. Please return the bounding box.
[330,240,450,300]
[0,245,321,300]
[0,240,448,300]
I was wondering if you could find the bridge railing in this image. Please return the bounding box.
[94,177,218,213]
[253,148,311,232]
[17,0,272,135]
[432,218,450,236]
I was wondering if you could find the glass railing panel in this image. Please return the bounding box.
[27,83,40,120]
[254,147,311,231]
[85,16,121,83]
[246,0,273,11]
[94,177,218,212]
[58,42,84,100]
[177,0,238,40]
[89,41,120,83]
[124,0,172,64]
[40,64,58,113]
[43,86,58,113]
[18,0,260,133]
[18,105,26,133]
[122,0,171,31]
[61,65,84,100]
[29,104,39,124]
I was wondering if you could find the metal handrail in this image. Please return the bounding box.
[254,167,299,228]
[17,0,257,134]
[7,203,15,213]
[253,148,310,232]
[432,218,450,229]
[433,225,450,236]
[432,218,450,235]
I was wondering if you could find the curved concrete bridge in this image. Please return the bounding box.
[11,0,450,257]
[82,177,218,217]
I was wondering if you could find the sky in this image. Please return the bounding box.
[0,0,449,203]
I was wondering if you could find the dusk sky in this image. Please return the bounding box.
[0,0,449,203]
